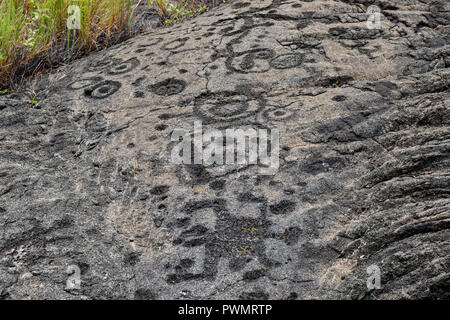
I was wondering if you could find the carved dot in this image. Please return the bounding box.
[156,124,168,131]
[209,179,225,191]
[332,95,347,102]
[269,200,296,215]
[150,185,170,195]
[98,87,109,94]
[180,259,194,268]
[263,108,296,121]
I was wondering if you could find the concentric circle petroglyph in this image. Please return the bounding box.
[193,92,264,123]
[107,57,140,75]
[84,80,122,99]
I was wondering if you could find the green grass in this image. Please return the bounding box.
[0,0,134,89]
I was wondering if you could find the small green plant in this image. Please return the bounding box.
[153,0,168,19]
[0,88,7,95]
[29,91,38,105]
[149,0,215,25]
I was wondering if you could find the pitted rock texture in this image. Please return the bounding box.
[1,0,449,299]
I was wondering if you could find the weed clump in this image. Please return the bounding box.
[148,0,225,25]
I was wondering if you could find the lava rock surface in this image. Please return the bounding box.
[0,0,449,299]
